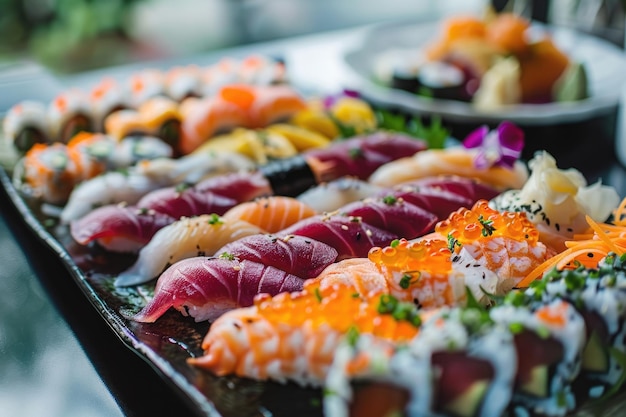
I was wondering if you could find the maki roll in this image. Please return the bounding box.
[525,253,626,402]
[89,77,131,132]
[165,65,204,102]
[48,89,96,144]
[127,68,167,107]
[324,302,516,417]
[2,100,51,153]
[237,54,287,86]
[490,295,586,416]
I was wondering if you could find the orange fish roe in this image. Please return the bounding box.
[436,200,539,249]
[253,281,420,343]
[368,238,452,273]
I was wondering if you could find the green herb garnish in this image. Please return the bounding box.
[478,215,496,237]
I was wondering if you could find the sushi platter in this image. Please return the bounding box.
[3,11,626,417]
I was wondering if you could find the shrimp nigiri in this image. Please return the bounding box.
[115,214,264,286]
[132,234,338,322]
[188,282,425,386]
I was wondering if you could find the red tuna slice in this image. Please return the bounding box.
[278,214,398,260]
[398,176,500,203]
[381,186,473,221]
[132,257,304,323]
[304,132,426,180]
[338,197,438,239]
[193,170,273,201]
[70,204,175,253]
[215,234,338,279]
[431,350,495,415]
[136,186,238,219]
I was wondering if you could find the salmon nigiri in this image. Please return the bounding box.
[188,282,426,386]
[221,196,317,233]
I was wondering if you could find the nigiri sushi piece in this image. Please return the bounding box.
[245,84,307,127]
[48,89,95,144]
[304,131,428,182]
[222,196,316,233]
[394,175,501,206]
[89,77,131,131]
[490,150,621,251]
[296,177,387,213]
[131,234,338,322]
[188,282,423,386]
[320,240,468,309]
[421,200,552,300]
[131,257,304,323]
[279,214,398,260]
[3,100,51,153]
[216,234,339,278]
[115,214,264,286]
[135,170,273,217]
[380,184,475,221]
[179,93,250,154]
[59,149,252,224]
[108,135,174,168]
[67,171,270,251]
[368,146,529,190]
[70,204,176,253]
[337,195,438,239]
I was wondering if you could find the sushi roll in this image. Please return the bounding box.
[324,304,516,417]
[524,253,626,402]
[2,100,51,153]
[165,65,204,102]
[296,177,386,213]
[201,57,242,97]
[236,54,287,86]
[89,77,131,131]
[47,89,95,144]
[490,296,586,416]
[105,96,182,152]
[14,143,81,205]
[128,68,167,107]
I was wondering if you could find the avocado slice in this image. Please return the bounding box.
[552,61,588,102]
[582,330,610,373]
[442,380,490,417]
[520,365,550,398]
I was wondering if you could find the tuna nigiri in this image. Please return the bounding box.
[115,214,264,286]
[279,214,398,260]
[132,234,338,322]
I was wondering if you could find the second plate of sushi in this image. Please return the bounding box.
[343,11,626,124]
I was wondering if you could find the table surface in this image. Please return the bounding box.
[2,20,626,417]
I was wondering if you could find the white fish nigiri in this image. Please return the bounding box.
[296,176,386,213]
[115,214,264,286]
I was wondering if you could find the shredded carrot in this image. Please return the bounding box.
[516,201,626,288]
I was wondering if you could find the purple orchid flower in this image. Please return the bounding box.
[463,121,524,169]
[323,89,361,109]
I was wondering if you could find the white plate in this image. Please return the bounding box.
[343,20,626,125]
